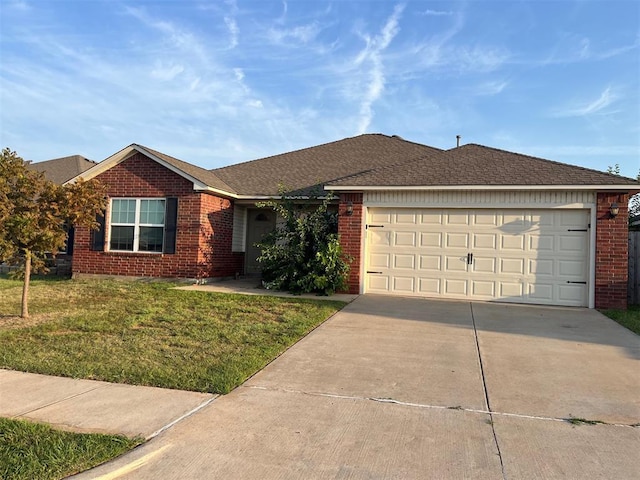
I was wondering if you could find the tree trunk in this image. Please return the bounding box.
[21,250,31,318]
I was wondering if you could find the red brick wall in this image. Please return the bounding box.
[198,194,244,278]
[338,193,363,294]
[595,192,629,309]
[72,152,242,279]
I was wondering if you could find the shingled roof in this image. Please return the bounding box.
[65,134,639,196]
[135,145,236,194]
[213,134,442,196]
[327,143,639,188]
[28,155,96,184]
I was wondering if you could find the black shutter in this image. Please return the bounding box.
[90,212,106,251]
[66,227,75,254]
[163,198,178,254]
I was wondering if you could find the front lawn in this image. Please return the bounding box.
[0,418,140,480]
[0,277,345,393]
[601,305,640,335]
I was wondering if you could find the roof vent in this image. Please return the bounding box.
[456,135,461,147]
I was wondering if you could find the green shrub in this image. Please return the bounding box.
[257,192,351,295]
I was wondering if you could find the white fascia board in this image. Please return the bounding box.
[65,144,236,196]
[325,184,640,191]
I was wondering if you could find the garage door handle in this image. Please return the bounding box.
[566,281,587,284]
[366,224,385,229]
[367,271,383,274]
[467,253,473,265]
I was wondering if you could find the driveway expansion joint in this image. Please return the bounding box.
[243,384,640,427]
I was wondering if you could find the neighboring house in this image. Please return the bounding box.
[26,154,97,259]
[27,154,97,185]
[66,134,639,309]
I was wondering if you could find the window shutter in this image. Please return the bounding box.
[163,198,178,254]
[66,227,75,254]
[90,212,106,251]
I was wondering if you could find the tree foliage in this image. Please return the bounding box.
[0,148,107,317]
[256,191,351,296]
[607,164,640,220]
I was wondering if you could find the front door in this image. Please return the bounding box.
[245,209,276,275]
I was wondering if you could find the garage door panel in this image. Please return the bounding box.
[473,212,499,226]
[558,284,586,305]
[501,235,525,250]
[394,232,416,247]
[473,233,496,249]
[558,259,585,277]
[445,255,467,272]
[419,255,441,271]
[447,212,469,225]
[472,280,495,297]
[500,258,525,275]
[530,235,554,251]
[502,213,526,227]
[421,212,443,225]
[395,212,417,224]
[559,235,586,253]
[527,283,554,302]
[500,282,524,298]
[529,259,554,276]
[393,254,415,269]
[420,232,442,248]
[444,279,467,295]
[370,212,392,224]
[446,233,468,248]
[366,208,589,307]
[369,253,390,269]
[560,210,589,228]
[418,277,441,294]
[368,275,389,292]
[472,257,496,274]
[392,276,415,293]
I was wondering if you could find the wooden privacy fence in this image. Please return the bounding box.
[630,231,640,305]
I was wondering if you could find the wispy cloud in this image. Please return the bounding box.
[553,86,619,117]
[471,80,509,96]
[224,0,239,48]
[268,21,322,44]
[419,9,454,16]
[354,3,405,133]
[150,62,184,81]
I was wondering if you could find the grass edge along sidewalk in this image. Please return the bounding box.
[0,417,141,480]
[0,277,346,394]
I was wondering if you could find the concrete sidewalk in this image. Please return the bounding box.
[176,278,359,302]
[0,369,215,439]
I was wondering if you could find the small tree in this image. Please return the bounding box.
[256,191,351,295]
[0,148,107,318]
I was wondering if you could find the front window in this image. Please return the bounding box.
[109,198,166,252]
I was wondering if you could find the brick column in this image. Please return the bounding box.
[338,193,363,294]
[595,192,629,309]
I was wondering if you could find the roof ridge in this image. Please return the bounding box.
[453,144,639,183]
[212,133,409,173]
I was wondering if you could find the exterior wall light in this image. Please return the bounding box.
[346,201,354,216]
[610,202,619,218]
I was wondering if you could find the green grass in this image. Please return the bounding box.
[601,305,640,335]
[0,417,140,480]
[0,277,345,394]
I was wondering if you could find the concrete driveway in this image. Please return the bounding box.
[74,295,640,480]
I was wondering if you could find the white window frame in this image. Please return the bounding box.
[108,198,166,253]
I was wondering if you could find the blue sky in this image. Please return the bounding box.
[1,0,638,178]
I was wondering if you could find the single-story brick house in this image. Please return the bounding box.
[66,134,639,309]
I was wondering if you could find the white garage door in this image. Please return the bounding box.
[365,208,590,307]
